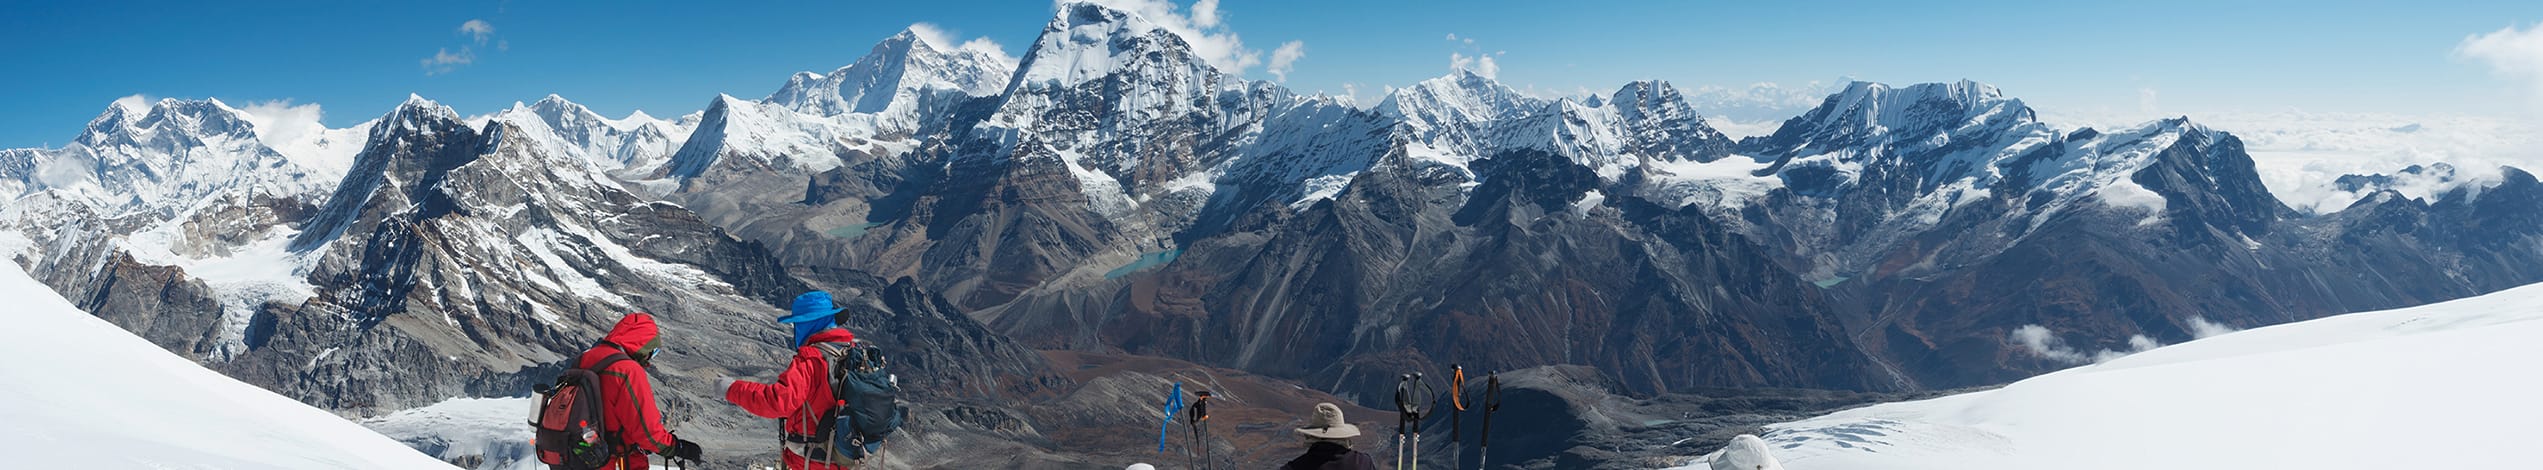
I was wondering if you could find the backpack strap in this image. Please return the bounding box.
[787,341,862,463]
[566,349,636,458]
[589,353,632,372]
[808,341,859,383]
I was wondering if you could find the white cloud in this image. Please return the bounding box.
[1189,0,1220,28]
[1444,33,1458,41]
[1449,52,1497,79]
[1268,40,1305,82]
[907,22,958,50]
[422,20,497,75]
[233,99,326,152]
[2010,325,2089,364]
[2041,108,2542,214]
[2456,22,2543,103]
[906,22,1018,66]
[2186,316,2239,340]
[1077,0,1263,74]
[111,94,152,115]
[2011,324,2163,365]
[1708,120,1785,139]
[420,47,475,75]
[1451,54,1497,80]
[459,19,495,45]
[2137,87,2159,115]
[1443,34,1500,79]
[958,37,1018,65]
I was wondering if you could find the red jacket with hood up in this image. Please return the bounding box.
[723,327,858,470]
[579,313,677,469]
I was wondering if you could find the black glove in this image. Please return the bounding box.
[668,438,704,462]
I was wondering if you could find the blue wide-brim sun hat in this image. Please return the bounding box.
[781,291,846,346]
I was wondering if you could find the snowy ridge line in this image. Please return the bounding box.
[1689,279,2543,470]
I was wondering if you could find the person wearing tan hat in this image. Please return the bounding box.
[1284,403,1380,470]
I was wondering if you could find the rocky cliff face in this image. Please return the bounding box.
[626,2,2543,400]
[1,94,1089,468]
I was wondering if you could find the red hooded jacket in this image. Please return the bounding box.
[579,313,677,469]
[724,327,857,470]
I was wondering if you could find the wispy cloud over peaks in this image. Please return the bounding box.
[2457,23,2543,105]
[422,19,498,76]
[420,48,475,76]
[909,22,1018,65]
[1444,34,1499,79]
[1450,52,1498,79]
[1075,0,1266,74]
[1268,41,1304,82]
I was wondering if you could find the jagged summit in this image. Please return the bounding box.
[373,94,462,139]
[1605,80,1733,162]
[493,94,694,173]
[1009,1,1194,88]
[1378,70,1548,132]
[763,26,1014,117]
[1,97,339,214]
[75,97,259,148]
[1767,79,2029,150]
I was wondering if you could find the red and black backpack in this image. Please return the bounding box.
[530,350,631,470]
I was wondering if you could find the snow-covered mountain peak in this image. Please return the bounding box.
[1609,81,1706,128]
[1753,79,2039,164]
[1377,70,1548,132]
[762,25,1015,117]
[1598,80,1734,163]
[0,96,351,215]
[1802,79,2022,137]
[517,94,614,130]
[374,95,462,139]
[1010,1,1191,88]
[74,97,259,148]
[664,92,873,180]
[490,94,694,174]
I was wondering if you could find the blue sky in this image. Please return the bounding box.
[5,0,2542,149]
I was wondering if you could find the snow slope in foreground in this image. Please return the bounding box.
[0,263,457,469]
[1681,281,2543,469]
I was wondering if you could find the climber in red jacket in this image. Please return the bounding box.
[580,313,703,469]
[722,292,859,470]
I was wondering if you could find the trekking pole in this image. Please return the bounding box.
[1394,374,1411,470]
[1450,365,1466,470]
[1478,372,1500,470]
[1190,390,1212,470]
[1397,372,1432,470]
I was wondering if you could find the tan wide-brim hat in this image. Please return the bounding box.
[1293,402,1362,440]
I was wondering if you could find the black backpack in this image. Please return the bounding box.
[809,341,907,464]
[530,352,630,470]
